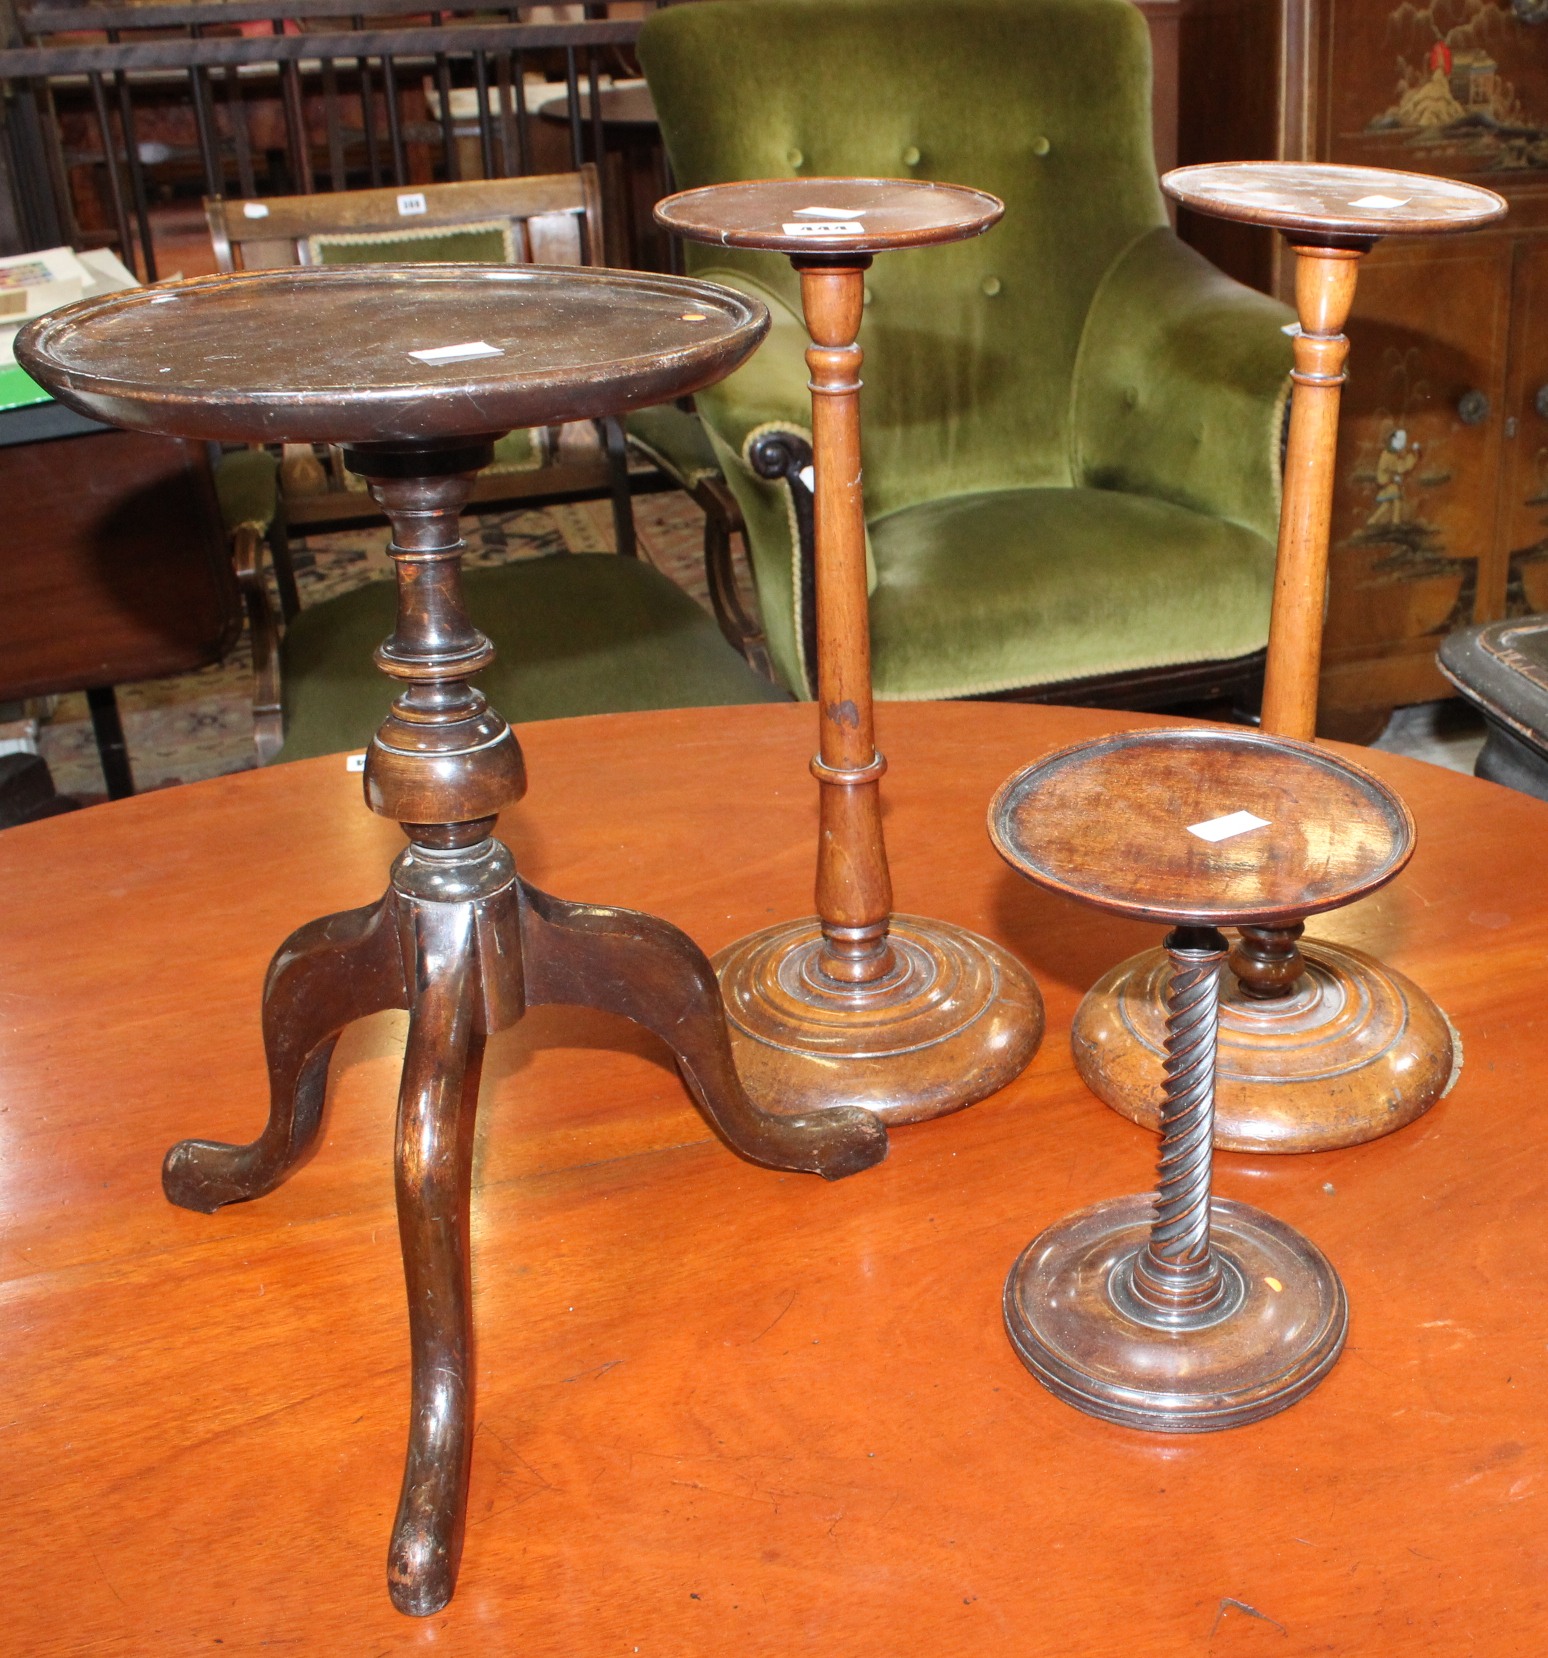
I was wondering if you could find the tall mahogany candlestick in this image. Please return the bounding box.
[657,179,1044,1125]
[1072,163,1505,1154]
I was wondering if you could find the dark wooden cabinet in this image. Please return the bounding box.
[1178,0,1548,734]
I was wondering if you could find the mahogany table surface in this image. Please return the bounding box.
[2,700,1543,1656]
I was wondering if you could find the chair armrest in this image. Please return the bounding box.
[687,268,819,695]
[1071,226,1294,546]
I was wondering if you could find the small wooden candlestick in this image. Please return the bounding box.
[656,179,1044,1124]
[1072,163,1506,1154]
[991,726,1413,1428]
[18,264,891,1618]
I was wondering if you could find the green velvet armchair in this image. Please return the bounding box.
[638,0,1295,706]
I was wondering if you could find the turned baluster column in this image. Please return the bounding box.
[1230,247,1360,1000]
[800,259,894,987]
[654,177,1044,1126]
[350,439,526,841]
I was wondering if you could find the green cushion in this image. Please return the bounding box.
[310,223,512,265]
[625,403,721,488]
[213,446,280,533]
[489,428,541,472]
[277,554,786,762]
[867,488,1275,700]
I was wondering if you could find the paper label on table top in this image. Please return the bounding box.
[1187,810,1271,843]
[397,191,428,216]
[409,340,504,364]
[242,201,270,218]
[794,205,869,218]
[1350,193,1409,209]
[345,752,366,772]
[782,221,865,237]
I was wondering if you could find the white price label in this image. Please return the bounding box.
[408,340,504,364]
[1187,810,1271,844]
[397,192,428,216]
[242,201,270,219]
[782,221,865,237]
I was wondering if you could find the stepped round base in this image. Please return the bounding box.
[1004,1194,1347,1432]
[1072,937,1456,1153]
[713,914,1043,1126]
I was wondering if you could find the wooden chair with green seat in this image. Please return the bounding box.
[205,168,638,556]
[638,0,1296,711]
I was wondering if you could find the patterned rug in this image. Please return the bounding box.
[32,487,728,801]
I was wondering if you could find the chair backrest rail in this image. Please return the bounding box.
[0,13,652,278]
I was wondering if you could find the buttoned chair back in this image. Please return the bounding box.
[640,0,1295,706]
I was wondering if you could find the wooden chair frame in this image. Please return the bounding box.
[204,165,636,543]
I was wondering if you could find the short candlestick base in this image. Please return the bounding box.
[714,913,1044,1125]
[1072,937,1456,1152]
[1003,1194,1347,1432]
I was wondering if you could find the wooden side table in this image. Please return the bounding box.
[1072,163,1505,1155]
[16,264,889,1617]
[992,726,1413,1429]
[655,177,1044,1126]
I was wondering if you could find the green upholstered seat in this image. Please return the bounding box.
[625,403,722,490]
[277,554,787,762]
[639,0,1295,703]
[868,488,1275,699]
[213,445,281,534]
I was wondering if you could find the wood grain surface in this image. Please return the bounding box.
[988,726,1413,927]
[2,701,1544,1655]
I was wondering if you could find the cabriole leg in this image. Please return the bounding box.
[163,895,408,1214]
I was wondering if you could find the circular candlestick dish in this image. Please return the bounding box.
[1071,162,1504,1154]
[656,178,1043,1125]
[989,725,1413,1429]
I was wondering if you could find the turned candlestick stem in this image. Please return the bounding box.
[1258,242,1363,744]
[800,259,894,986]
[1231,246,1362,1000]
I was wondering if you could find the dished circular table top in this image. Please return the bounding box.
[655,176,1004,255]
[14,263,769,446]
[1162,161,1507,238]
[989,726,1414,927]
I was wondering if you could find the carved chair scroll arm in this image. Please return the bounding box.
[747,425,817,696]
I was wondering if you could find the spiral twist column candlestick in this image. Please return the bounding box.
[990,727,1384,1431]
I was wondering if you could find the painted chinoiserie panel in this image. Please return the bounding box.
[1328,0,1548,179]
[1178,0,1548,735]
[1320,235,1515,716]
